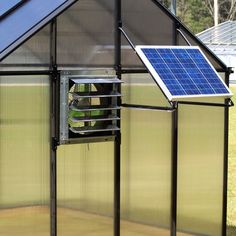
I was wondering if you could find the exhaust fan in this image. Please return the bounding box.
[60,75,121,143]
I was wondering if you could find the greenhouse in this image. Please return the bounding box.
[0,1,233,236]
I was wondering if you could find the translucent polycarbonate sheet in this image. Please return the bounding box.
[122,0,174,45]
[177,105,224,236]
[57,142,113,236]
[1,25,50,67]
[0,0,77,60]
[121,108,172,234]
[121,73,169,107]
[0,76,50,236]
[57,0,114,67]
[121,0,225,71]
[121,0,175,67]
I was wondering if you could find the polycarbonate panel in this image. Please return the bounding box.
[57,0,114,67]
[177,105,224,236]
[121,0,174,67]
[121,108,172,235]
[1,25,50,68]
[0,76,50,236]
[121,0,226,71]
[0,0,77,60]
[122,73,169,107]
[57,142,113,236]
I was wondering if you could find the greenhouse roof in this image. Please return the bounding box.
[197,20,236,54]
[0,0,77,61]
[0,0,229,72]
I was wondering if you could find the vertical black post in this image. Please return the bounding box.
[171,102,178,236]
[222,71,230,236]
[173,21,179,46]
[50,18,58,236]
[171,16,178,236]
[114,131,121,236]
[114,0,121,236]
[115,0,122,69]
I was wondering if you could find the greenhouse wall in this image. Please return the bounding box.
[178,105,224,236]
[0,75,50,235]
[0,73,228,236]
[121,74,226,236]
[0,27,50,70]
[0,0,233,236]
[57,0,115,68]
[57,143,114,235]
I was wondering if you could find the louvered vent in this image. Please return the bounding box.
[60,75,121,143]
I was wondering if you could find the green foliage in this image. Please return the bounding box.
[160,0,236,34]
[159,0,171,6]
[177,0,213,33]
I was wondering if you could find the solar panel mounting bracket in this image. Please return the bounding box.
[177,98,234,108]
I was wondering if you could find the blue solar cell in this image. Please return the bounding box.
[136,46,232,100]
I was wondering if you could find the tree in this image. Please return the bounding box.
[204,0,236,22]
[159,0,213,33]
[176,0,213,33]
[159,0,171,6]
[160,0,236,33]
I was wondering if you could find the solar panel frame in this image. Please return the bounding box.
[135,45,232,101]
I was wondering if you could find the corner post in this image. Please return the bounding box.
[171,15,178,236]
[50,18,58,236]
[114,0,122,236]
[222,70,230,236]
[171,102,178,236]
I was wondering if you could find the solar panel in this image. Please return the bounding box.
[135,46,232,101]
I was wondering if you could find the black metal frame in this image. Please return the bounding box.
[49,18,59,236]
[0,1,232,236]
[114,1,122,236]
[171,102,178,236]
[122,103,174,111]
[222,71,230,236]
